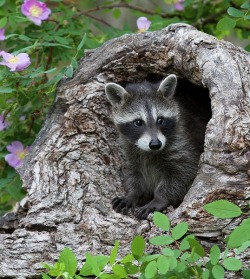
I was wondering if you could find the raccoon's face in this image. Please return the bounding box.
[105,75,179,152]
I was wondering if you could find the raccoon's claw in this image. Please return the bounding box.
[112,197,130,215]
[112,196,136,215]
[135,200,167,220]
[135,207,152,220]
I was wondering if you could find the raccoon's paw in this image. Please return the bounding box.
[135,200,167,220]
[112,197,136,215]
[134,206,152,220]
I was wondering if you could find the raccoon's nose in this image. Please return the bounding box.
[149,139,162,150]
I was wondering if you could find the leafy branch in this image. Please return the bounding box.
[41,200,250,279]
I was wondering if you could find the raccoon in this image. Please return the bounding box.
[105,74,210,219]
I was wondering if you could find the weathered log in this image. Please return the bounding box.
[0,23,250,278]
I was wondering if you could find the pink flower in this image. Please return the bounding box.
[5,141,30,169]
[137,17,151,32]
[0,51,31,72]
[0,113,8,131]
[174,0,184,11]
[21,0,51,25]
[0,28,5,41]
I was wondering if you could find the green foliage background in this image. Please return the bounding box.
[42,201,250,279]
[0,0,249,214]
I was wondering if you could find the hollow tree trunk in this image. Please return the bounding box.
[0,23,249,278]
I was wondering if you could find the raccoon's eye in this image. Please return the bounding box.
[157,117,164,125]
[133,119,143,127]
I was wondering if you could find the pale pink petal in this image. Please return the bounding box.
[0,51,13,61]
[0,28,5,41]
[0,51,31,71]
[21,0,51,25]
[29,17,42,25]
[15,53,31,71]
[39,8,51,20]
[5,153,21,168]
[137,17,151,31]
[6,141,24,153]
[174,0,184,11]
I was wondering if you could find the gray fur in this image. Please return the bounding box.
[105,82,128,106]
[158,74,177,98]
[105,74,210,219]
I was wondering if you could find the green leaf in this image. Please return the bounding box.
[242,270,250,279]
[171,222,188,240]
[241,1,250,9]
[216,18,236,31]
[29,68,57,78]
[6,183,25,200]
[81,253,100,277]
[168,256,178,269]
[96,255,109,270]
[120,254,134,263]
[124,262,138,275]
[42,273,52,279]
[0,87,15,93]
[110,240,119,266]
[157,255,169,274]
[100,275,120,279]
[162,247,174,256]
[245,45,250,52]
[19,35,31,41]
[80,253,108,277]
[227,218,250,248]
[235,240,250,254]
[145,261,157,279]
[112,9,121,19]
[48,262,65,276]
[149,235,174,246]
[54,36,70,45]
[187,238,205,257]
[141,254,161,262]
[180,235,195,250]
[65,65,74,78]
[227,7,244,18]
[80,261,92,276]
[202,269,210,279]
[176,262,186,273]
[212,264,225,278]
[153,211,170,231]
[0,0,6,7]
[210,245,221,265]
[77,33,86,52]
[112,264,127,278]
[48,72,64,85]
[173,249,181,258]
[131,235,145,259]
[14,16,29,22]
[71,58,78,70]
[58,247,77,277]
[41,263,53,271]
[0,16,7,28]
[223,258,242,271]
[204,200,242,219]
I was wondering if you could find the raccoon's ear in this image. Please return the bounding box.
[105,82,128,106]
[157,74,177,98]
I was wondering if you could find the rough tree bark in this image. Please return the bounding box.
[0,23,250,278]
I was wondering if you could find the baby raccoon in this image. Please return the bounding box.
[105,74,209,219]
